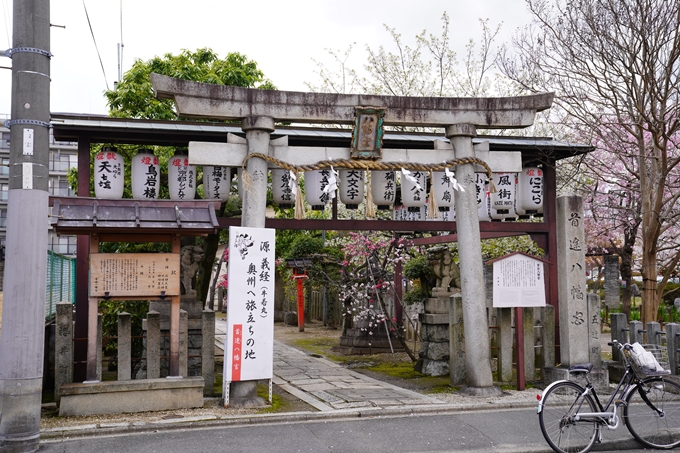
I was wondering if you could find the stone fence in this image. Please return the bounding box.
[609,313,680,377]
[419,294,556,385]
[54,301,215,405]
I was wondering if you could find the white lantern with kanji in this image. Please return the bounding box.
[475,173,487,209]
[305,169,332,210]
[339,169,364,209]
[168,152,196,200]
[490,172,517,219]
[431,170,455,211]
[272,169,296,208]
[370,171,396,210]
[478,193,492,222]
[131,150,159,200]
[401,170,427,212]
[203,166,231,201]
[94,147,124,199]
[517,167,544,215]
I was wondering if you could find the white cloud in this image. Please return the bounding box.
[0,0,531,116]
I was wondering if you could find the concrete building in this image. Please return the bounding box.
[0,114,79,290]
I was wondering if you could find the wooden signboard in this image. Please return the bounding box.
[89,253,180,297]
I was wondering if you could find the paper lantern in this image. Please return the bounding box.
[478,192,492,222]
[431,170,455,211]
[131,150,159,200]
[475,173,487,209]
[339,169,364,209]
[203,166,232,201]
[168,153,196,200]
[272,169,296,208]
[305,169,333,210]
[237,168,244,201]
[94,147,124,199]
[517,167,544,215]
[490,172,517,218]
[370,171,395,210]
[401,170,427,212]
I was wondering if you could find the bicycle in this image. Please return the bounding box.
[537,339,680,453]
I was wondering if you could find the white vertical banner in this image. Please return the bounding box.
[224,226,275,383]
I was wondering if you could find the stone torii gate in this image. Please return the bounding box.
[152,73,554,398]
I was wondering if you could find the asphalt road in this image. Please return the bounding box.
[39,407,659,453]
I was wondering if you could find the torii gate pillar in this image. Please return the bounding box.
[447,124,500,395]
[229,116,275,407]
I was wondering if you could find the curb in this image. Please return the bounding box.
[40,400,541,441]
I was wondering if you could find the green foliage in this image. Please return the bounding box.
[287,236,324,258]
[403,284,427,305]
[99,300,150,368]
[478,235,545,261]
[403,254,435,298]
[105,48,276,120]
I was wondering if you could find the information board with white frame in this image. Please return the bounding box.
[492,252,547,308]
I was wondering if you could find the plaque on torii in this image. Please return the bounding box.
[151,72,554,393]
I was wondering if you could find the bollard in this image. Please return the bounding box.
[147,311,161,379]
[202,309,216,395]
[118,312,132,381]
[610,313,627,362]
[629,320,644,345]
[665,323,680,376]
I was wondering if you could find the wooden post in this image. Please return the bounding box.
[169,235,181,377]
[516,307,525,391]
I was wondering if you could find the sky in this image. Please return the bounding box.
[0,0,533,116]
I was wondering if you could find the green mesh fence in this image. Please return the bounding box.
[45,250,76,320]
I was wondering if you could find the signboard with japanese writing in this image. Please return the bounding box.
[90,253,180,297]
[492,252,546,308]
[224,226,275,382]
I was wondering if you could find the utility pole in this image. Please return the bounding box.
[0,1,51,452]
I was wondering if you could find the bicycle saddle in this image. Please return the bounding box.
[568,363,593,374]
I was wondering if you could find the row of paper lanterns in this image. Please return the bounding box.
[93,149,543,219]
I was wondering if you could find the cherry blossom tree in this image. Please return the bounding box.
[500,0,680,324]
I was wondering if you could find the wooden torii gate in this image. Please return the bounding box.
[152,73,553,399]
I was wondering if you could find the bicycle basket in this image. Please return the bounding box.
[628,342,671,376]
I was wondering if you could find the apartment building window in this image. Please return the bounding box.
[0,158,8,175]
[0,183,7,202]
[49,151,78,173]
[52,235,77,255]
[49,178,72,197]
[0,209,6,228]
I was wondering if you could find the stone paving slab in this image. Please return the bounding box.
[212,319,444,412]
[271,340,444,411]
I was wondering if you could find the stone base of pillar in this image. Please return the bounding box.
[0,377,42,453]
[603,361,626,383]
[228,381,267,408]
[459,385,504,397]
[544,367,609,393]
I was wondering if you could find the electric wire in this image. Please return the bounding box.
[119,0,124,81]
[82,0,110,91]
[1,0,11,48]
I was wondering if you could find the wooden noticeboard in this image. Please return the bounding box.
[89,253,180,297]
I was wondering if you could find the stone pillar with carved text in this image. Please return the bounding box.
[446,124,500,395]
[557,195,589,366]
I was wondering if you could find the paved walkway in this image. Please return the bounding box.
[215,318,445,411]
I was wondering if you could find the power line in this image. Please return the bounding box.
[1,0,11,48]
[82,0,110,91]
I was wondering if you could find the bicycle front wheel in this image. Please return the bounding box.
[624,377,680,449]
[539,381,599,453]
